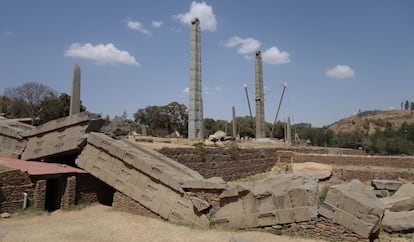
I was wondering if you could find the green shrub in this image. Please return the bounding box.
[193,142,206,162]
[319,186,329,204]
[229,144,239,160]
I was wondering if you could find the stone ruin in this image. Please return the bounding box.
[1,112,414,241]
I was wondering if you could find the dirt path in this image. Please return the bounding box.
[0,204,325,242]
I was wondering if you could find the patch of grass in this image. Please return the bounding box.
[229,144,239,160]
[319,186,329,204]
[269,228,283,235]
[62,201,91,211]
[11,206,49,218]
[193,142,207,162]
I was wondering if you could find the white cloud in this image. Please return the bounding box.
[262,46,290,64]
[174,1,217,32]
[64,43,140,66]
[183,87,189,93]
[126,20,150,35]
[326,65,355,79]
[1,31,12,37]
[225,36,260,54]
[152,20,163,28]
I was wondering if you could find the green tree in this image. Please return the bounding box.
[134,102,188,137]
[236,116,255,138]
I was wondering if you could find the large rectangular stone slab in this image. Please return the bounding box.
[319,180,384,239]
[76,132,211,228]
[21,112,103,160]
[0,121,33,158]
[213,173,319,229]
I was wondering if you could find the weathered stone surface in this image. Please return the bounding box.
[191,197,210,212]
[371,179,404,191]
[319,180,384,239]
[381,197,414,212]
[382,210,414,233]
[21,112,103,160]
[76,132,212,228]
[0,121,33,158]
[0,212,10,218]
[292,162,332,180]
[394,183,414,197]
[380,183,414,212]
[373,190,389,198]
[213,173,319,229]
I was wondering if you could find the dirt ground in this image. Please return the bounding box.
[0,204,326,242]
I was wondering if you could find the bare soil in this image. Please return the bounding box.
[0,204,324,242]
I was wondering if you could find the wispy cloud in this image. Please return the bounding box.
[326,65,355,79]
[152,20,163,28]
[225,36,260,54]
[182,85,222,95]
[205,86,223,95]
[64,43,140,66]
[174,1,217,32]
[126,19,150,35]
[262,46,290,64]
[1,31,12,37]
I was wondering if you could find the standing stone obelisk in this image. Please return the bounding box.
[255,51,265,138]
[188,18,204,139]
[69,64,81,116]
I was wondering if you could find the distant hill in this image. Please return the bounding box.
[328,109,414,135]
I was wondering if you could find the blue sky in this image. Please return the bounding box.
[1,1,413,127]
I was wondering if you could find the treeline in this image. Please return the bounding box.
[2,82,413,155]
[293,122,414,155]
[0,82,85,125]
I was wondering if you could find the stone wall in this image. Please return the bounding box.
[158,147,277,181]
[0,168,33,212]
[332,168,414,182]
[75,173,114,205]
[157,147,414,182]
[60,176,76,209]
[292,153,414,169]
[112,191,159,218]
[270,216,369,242]
[32,179,46,209]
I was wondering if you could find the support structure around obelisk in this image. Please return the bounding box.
[255,51,265,138]
[69,64,81,116]
[188,18,204,139]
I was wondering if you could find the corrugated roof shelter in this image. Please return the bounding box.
[0,156,86,176]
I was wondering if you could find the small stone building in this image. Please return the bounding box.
[0,156,113,212]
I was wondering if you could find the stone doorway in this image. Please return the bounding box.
[45,178,62,211]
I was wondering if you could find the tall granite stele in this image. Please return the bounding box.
[188,18,204,139]
[255,51,265,138]
[69,64,81,116]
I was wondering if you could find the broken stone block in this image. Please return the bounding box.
[382,210,414,233]
[191,197,211,212]
[76,132,212,228]
[319,180,384,239]
[292,162,332,180]
[380,183,414,212]
[394,183,414,198]
[213,173,319,229]
[374,190,389,198]
[371,179,404,191]
[0,121,33,158]
[21,112,104,160]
